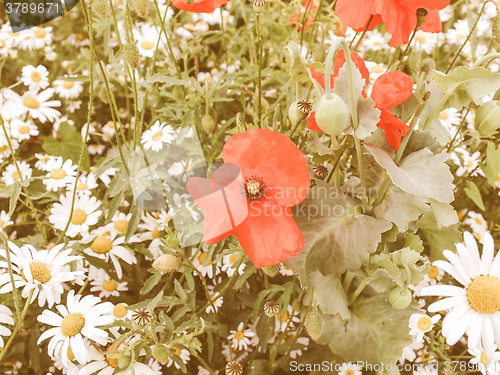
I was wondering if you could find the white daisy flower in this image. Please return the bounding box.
[141,121,175,152]
[88,144,105,155]
[192,249,221,279]
[2,161,32,185]
[53,76,84,99]
[275,305,300,332]
[221,252,246,277]
[228,322,255,351]
[147,358,163,375]
[280,264,295,276]
[157,208,173,231]
[205,286,223,313]
[35,153,55,170]
[450,148,484,177]
[0,305,14,348]
[164,344,191,369]
[0,242,84,308]
[438,107,461,135]
[90,271,128,298]
[37,290,114,367]
[2,88,61,123]
[21,64,49,90]
[284,332,309,359]
[43,157,78,192]
[398,335,424,364]
[9,118,39,141]
[90,166,117,187]
[68,173,99,197]
[83,231,136,279]
[19,26,53,50]
[0,211,13,233]
[414,31,438,55]
[409,313,441,342]
[138,212,163,259]
[133,24,165,58]
[421,232,500,358]
[51,337,98,375]
[338,362,362,375]
[469,345,500,375]
[362,29,390,51]
[49,193,102,238]
[464,211,489,234]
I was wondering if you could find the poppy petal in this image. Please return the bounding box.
[371,71,413,111]
[335,0,379,31]
[307,112,323,132]
[419,9,443,33]
[171,0,228,13]
[376,109,410,150]
[232,200,304,268]
[310,65,330,91]
[223,129,310,207]
[371,0,417,46]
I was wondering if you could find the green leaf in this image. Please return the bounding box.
[125,205,141,242]
[148,290,164,310]
[464,181,485,211]
[373,185,430,231]
[41,122,90,171]
[306,271,350,320]
[295,181,392,275]
[480,142,500,185]
[354,97,381,140]
[404,233,424,253]
[317,295,420,363]
[9,182,22,217]
[140,271,162,295]
[285,41,311,84]
[433,67,500,108]
[366,144,454,203]
[417,212,462,261]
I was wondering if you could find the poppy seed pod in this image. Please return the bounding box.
[389,286,412,310]
[314,93,349,137]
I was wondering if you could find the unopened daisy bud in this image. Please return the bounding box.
[251,0,265,14]
[262,264,280,277]
[123,42,140,70]
[304,306,323,340]
[416,8,428,28]
[202,114,216,134]
[93,0,109,19]
[152,344,171,364]
[131,308,152,325]
[226,360,243,375]
[313,165,329,179]
[153,254,182,273]
[132,0,150,17]
[263,300,279,317]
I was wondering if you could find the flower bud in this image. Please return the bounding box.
[93,0,109,19]
[389,286,412,310]
[263,300,279,317]
[304,306,324,340]
[123,42,140,70]
[475,100,500,137]
[152,344,171,365]
[153,254,182,273]
[288,101,299,127]
[493,16,500,43]
[202,114,216,134]
[416,8,428,28]
[314,93,349,137]
[261,264,280,276]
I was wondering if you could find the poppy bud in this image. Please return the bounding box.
[93,0,109,18]
[262,264,280,276]
[288,101,299,127]
[314,93,349,137]
[202,114,216,134]
[389,286,412,310]
[493,16,500,43]
[251,0,265,15]
[152,344,171,364]
[123,42,141,70]
[416,8,428,28]
[305,306,323,340]
[132,0,150,17]
[153,254,183,273]
[475,100,500,137]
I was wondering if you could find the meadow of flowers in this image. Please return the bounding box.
[0,0,500,373]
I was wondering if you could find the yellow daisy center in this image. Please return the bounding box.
[76,183,88,190]
[63,81,75,89]
[34,27,47,38]
[466,160,474,168]
[90,236,113,254]
[439,111,449,120]
[0,145,7,152]
[417,316,433,331]
[345,371,355,375]
[29,262,51,283]
[277,311,289,322]
[50,168,67,180]
[105,343,120,368]
[23,96,40,109]
[428,265,438,279]
[467,275,500,314]
[171,345,182,356]
[152,131,163,142]
[114,220,128,232]
[198,252,212,266]
[12,171,20,180]
[0,220,4,228]
[416,34,426,43]
[18,126,31,134]
[61,313,85,337]
[71,209,87,225]
[474,217,483,225]
[103,279,117,292]
[495,175,500,182]
[229,254,239,265]
[140,40,155,50]
[234,330,245,340]
[481,352,490,366]
[114,304,127,318]
[371,64,384,73]
[151,226,160,239]
[31,71,42,82]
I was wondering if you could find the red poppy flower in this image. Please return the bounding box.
[307,53,413,149]
[186,129,310,268]
[171,0,228,13]
[288,0,320,30]
[335,0,450,46]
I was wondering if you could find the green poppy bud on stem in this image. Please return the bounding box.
[132,0,150,17]
[152,344,171,364]
[202,114,216,134]
[389,286,412,310]
[314,93,349,136]
[93,0,109,19]
[416,8,428,28]
[123,42,140,70]
[251,0,265,15]
[305,306,324,340]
